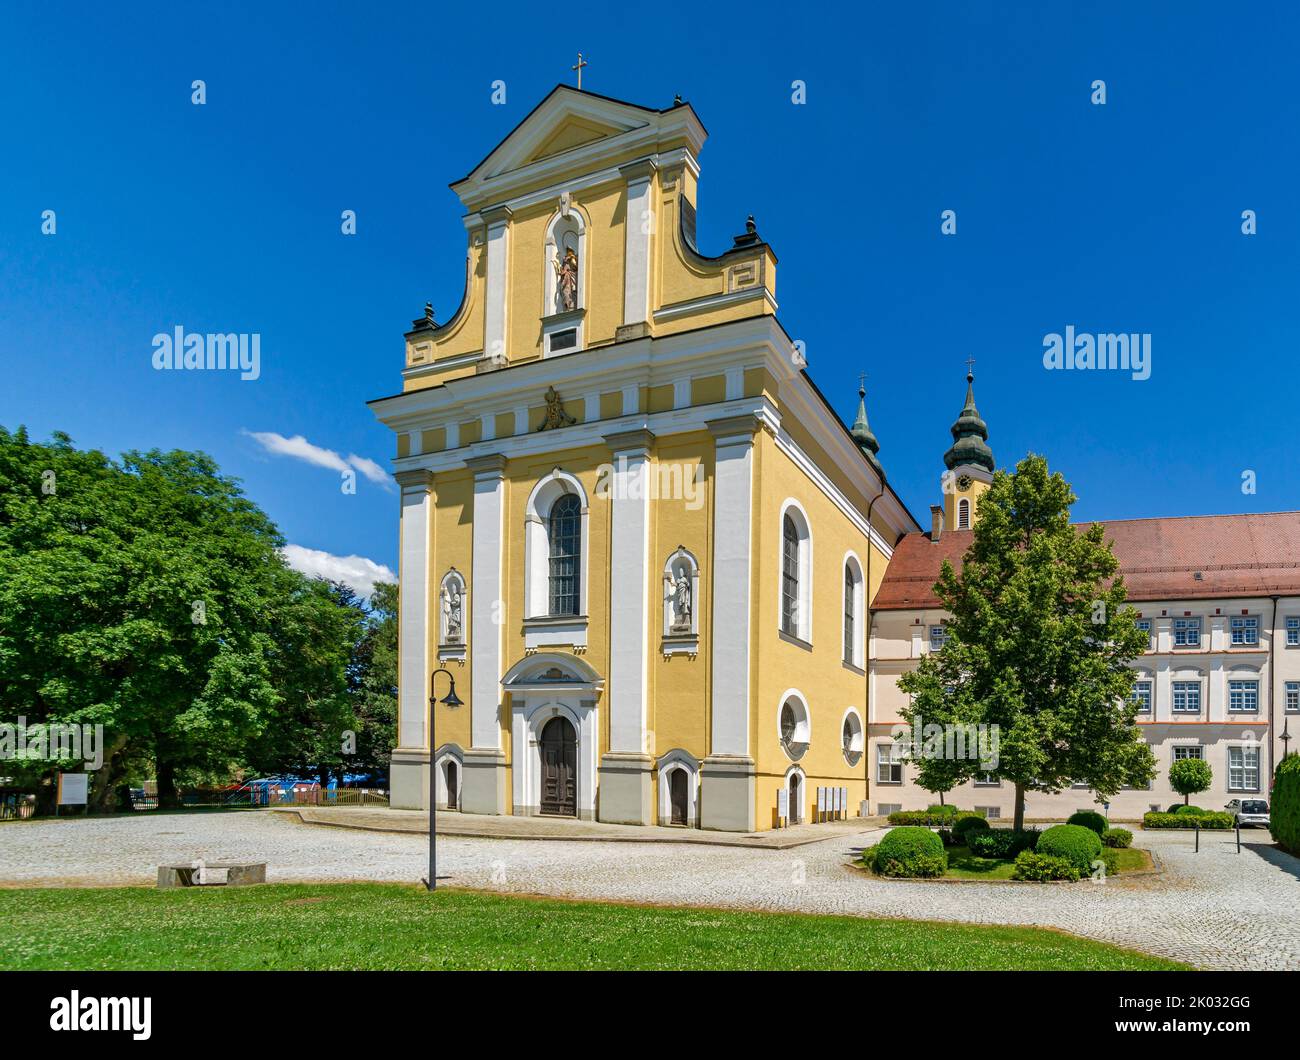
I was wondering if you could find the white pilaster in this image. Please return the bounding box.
[605,429,654,754]
[707,416,758,756]
[468,455,507,749]
[483,206,512,362]
[620,161,656,326]
[396,470,433,750]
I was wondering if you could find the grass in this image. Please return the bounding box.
[0,883,1185,971]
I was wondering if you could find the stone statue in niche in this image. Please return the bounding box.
[553,245,578,312]
[666,567,692,632]
[442,581,463,644]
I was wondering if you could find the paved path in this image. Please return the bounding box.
[2,813,1298,969]
[274,805,872,848]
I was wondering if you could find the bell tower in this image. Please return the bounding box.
[941,364,994,532]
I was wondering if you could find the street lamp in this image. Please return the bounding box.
[422,667,463,891]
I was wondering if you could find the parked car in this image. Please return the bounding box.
[1223,798,1270,827]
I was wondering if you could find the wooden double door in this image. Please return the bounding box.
[539,716,577,817]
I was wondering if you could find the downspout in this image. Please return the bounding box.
[1269,595,1279,794]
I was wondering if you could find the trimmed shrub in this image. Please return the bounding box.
[887,808,985,827]
[1270,754,1300,856]
[1012,851,1080,882]
[1174,805,1207,816]
[966,828,1040,859]
[873,826,948,878]
[1036,824,1103,871]
[1066,810,1107,835]
[1101,827,1133,849]
[936,827,957,847]
[1169,757,1213,807]
[1143,811,1232,830]
[1097,847,1120,877]
[952,815,990,841]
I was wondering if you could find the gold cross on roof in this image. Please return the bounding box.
[571,52,588,91]
[965,356,976,377]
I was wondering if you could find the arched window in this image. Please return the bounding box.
[781,515,799,634]
[778,502,812,641]
[842,554,863,667]
[548,493,582,616]
[958,497,971,529]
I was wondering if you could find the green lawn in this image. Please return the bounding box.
[943,844,1152,880]
[0,883,1185,970]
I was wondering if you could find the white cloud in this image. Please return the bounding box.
[243,430,394,491]
[281,544,396,599]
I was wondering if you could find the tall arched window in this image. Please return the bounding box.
[548,493,582,615]
[781,514,799,635]
[842,553,864,668]
[958,497,971,529]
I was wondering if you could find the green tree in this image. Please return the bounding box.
[898,454,1155,831]
[0,427,361,808]
[1168,758,1212,807]
[350,581,398,777]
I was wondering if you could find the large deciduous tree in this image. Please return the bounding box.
[0,426,390,808]
[898,454,1155,831]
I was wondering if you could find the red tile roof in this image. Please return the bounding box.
[872,511,1300,610]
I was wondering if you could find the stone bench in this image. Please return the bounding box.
[157,861,266,889]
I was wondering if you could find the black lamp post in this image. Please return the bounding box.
[422,667,463,891]
[1281,718,1292,759]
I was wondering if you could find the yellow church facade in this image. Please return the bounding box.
[369,85,918,831]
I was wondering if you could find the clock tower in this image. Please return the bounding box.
[940,366,994,532]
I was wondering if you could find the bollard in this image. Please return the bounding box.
[1194,822,1200,852]
[1236,822,1241,854]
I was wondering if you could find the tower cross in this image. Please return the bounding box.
[571,52,588,90]
[858,371,867,393]
[965,355,976,377]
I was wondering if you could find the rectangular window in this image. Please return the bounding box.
[1228,745,1260,791]
[1135,619,1153,650]
[1172,681,1201,713]
[974,773,1000,787]
[1287,682,1300,712]
[780,517,799,637]
[875,743,903,785]
[1287,617,1300,646]
[1230,616,1259,646]
[1172,745,1204,761]
[1130,680,1153,713]
[1228,679,1259,713]
[1173,617,1201,647]
[975,805,1001,820]
[928,625,947,652]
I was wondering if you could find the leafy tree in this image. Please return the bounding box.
[350,581,398,777]
[898,454,1155,831]
[1168,758,1212,806]
[0,426,368,808]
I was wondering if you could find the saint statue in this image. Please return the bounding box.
[554,245,578,312]
[443,585,463,643]
[667,568,692,631]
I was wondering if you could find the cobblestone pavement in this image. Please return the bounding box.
[3,813,1297,969]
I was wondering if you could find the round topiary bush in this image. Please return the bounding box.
[966,828,1040,859]
[1035,824,1103,872]
[1174,805,1206,816]
[1101,827,1133,848]
[1066,810,1107,835]
[952,815,990,842]
[873,825,948,877]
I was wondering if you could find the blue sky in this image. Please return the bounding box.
[3,2,1298,585]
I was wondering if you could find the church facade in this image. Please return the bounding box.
[371,85,1299,830]
[369,86,916,831]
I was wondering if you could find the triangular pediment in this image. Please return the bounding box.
[524,114,629,165]
[450,85,705,209]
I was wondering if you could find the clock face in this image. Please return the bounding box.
[957,475,972,491]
